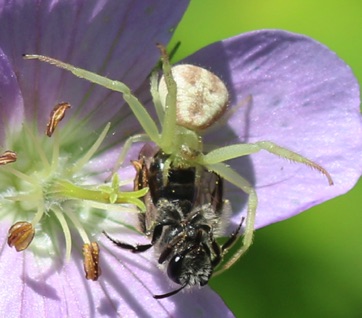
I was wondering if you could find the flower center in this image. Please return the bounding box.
[0,118,146,263]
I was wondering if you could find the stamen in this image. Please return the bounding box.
[2,166,39,186]
[83,242,101,281]
[69,122,110,175]
[65,208,90,244]
[0,150,17,165]
[0,74,149,275]
[52,205,72,261]
[107,133,149,182]
[7,221,35,251]
[5,193,40,202]
[23,125,50,171]
[46,102,71,137]
[51,128,60,170]
[31,203,46,227]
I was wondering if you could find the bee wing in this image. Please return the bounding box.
[134,144,160,235]
[197,169,223,214]
[196,169,231,237]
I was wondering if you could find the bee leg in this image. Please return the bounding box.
[221,216,245,252]
[103,231,152,253]
[211,217,244,269]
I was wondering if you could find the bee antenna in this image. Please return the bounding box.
[153,284,187,299]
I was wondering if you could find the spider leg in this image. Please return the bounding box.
[204,162,258,274]
[254,141,333,185]
[23,54,161,144]
[156,44,177,152]
[150,70,164,125]
[203,143,260,164]
[203,141,333,185]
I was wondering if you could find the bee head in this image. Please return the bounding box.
[167,248,213,287]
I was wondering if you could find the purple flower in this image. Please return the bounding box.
[184,31,362,230]
[0,1,361,318]
[0,1,233,317]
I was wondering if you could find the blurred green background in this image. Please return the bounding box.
[171,1,362,317]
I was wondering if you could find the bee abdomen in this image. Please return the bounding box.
[148,152,197,207]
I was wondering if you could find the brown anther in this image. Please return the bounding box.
[46,102,71,137]
[83,242,101,281]
[7,221,35,251]
[0,150,17,165]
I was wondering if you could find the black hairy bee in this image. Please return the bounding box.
[104,145,243,299]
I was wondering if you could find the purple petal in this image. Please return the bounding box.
[0,1,235,317]
[0,48,24,143]
[99,230,235,318]
[0,0,189,130]
[0,222,234,317]
[184,30,362,229]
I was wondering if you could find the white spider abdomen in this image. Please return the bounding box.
[158,64,229,130]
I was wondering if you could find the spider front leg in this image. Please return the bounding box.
[155,44,177,153]
[23,54,162,146]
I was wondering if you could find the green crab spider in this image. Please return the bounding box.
[24,46,333,274]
